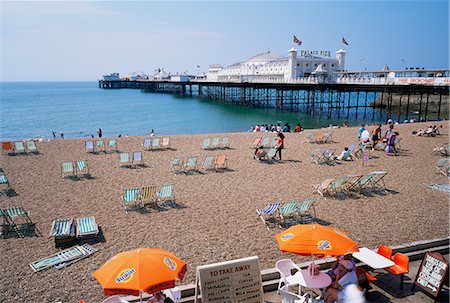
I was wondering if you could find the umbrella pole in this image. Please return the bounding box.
[140,290,142,303]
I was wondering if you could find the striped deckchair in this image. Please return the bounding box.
[157,184,174,205]
[25,140,39,154]
[76,160,90,178]
[140,186,157,207]
[108,139,118,153]
[305,132,317,143]
[265,148,277,160]
[1,207,37,238]
[76,216,98,238]
[50,218,75,238]
[202,155,215,171]
[278,201,300,227]
[151,137,161,150]
[211,137,220,149]
[143,138,152,150]
[329,175,350,196]
[30,244,96,272]
[2,141,14,155]
[119,152,131,168]
[132,151,144,167]
[369,171,388,191]
[85,140,95,153]
[13,141,26,154]
[343,174,364,192]
[220,137,230,149]
[251,137,262,149]
[53,244,98,270]
[184,156,198,173]
[161,137,171,149]
[317,131,333,143]
[201,138,211,150]
[171,157,184,174]
[96,140,105,153]
[311,148,336,165]
[313,178,335,197]
[256,202,281,229]
[215,155,228,170]
[297,198,318,218]
[61,162,75,179]
[0,174,10,191]
[352,173,375,193]
[122,188,141,212]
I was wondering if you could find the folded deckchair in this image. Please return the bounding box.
[1,207,37,238]
[2,141,14,155]
[132,151,144,167]
[278,201,300,227]
[30,244,96,272]
[122,188,141,213]
[143,138,152,150]
[211,137,220,149]
[151,137,162,150]
[436,158,450,176]
[215,155,228,170]
[50,218,76,247]
[61,162,75,179]
[171,157,184,174]
[140,186,157,207]
[96,140,105,153]
[432,144,449,156]
[161,137,171,149]
[201,138,211,150]
[119,152,131,168]
[85,140,95,153]
[13,141,26,154]
[25,140,39,154]
[54,244,98,270]
[157,184,174,205]
[108,139,118,153]
[76,216,98,239]
[76,160,90,178]
[220,137,230,149]
[184,156,198,173]
[251,137,262,149]
[427,184,450,194]
[256,202,281,230]
[202,155,215,171]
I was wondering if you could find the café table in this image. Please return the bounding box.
[352,247,395,269]
[292,268,332,301]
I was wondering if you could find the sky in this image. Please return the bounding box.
[1,0,449,81]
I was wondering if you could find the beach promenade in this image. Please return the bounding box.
[0,122,448,302]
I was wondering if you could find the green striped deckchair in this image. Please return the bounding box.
[211,137,220,149]
[202,155,215,171]
[76,216,98,238]
[157,184,174,205]
[305,132,317,143]
[330,175,350,196]
[50,218,75,238]
[201,138,211,150]
[220,137,230,149]
[25,140,38,154]
[354,173,376,193]
[184,156,198,173]
[297,198,318,217]
[119,152,131,168]
[369,171,388,191]
[122,188,141,212]
[108,139,118,153]
[29,245,88,272]
[61,162,75,179]
[76,160,90,178]
[96,140,105,153]
[278,201,300,227]
[54,244,98,270]
[266,148,277,159]
[13,141,26,154]
[0,174,10,190]
[436,158,450,176]
[171,157,184,174]
[151,137,161,150]
[1,207,37,238]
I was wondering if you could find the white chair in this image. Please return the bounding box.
[163,286,181,302]
[101,295,130,303]
[279,285,308,303]
[276,259,301,293]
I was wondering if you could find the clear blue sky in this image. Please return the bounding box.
[1,0,448,81]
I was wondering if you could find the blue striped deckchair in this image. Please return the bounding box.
[108,139,118,153]
[0,174,10,191]
[122,188,141,212]
[184,156,198,173]
[157,184,174,206]
[61,162,75,179]
[278,201,300,227]
[201,138,211,150]
[256,202,281,229]
[171,157,184,174]
[76,160,90,178]
[50,218,75,238]
[143,138,152,150]
[29,244,94,272]
[202,155,215,171]
[220,137,230,149]
[13,141,26,154]
[96,140,105,153]
[162,137,171,149]
[329,175,350,197]
[151,137,161,150]
[132,151,143,167]
[25,140,39,154]
[76,216,98,238]
[119,152,131,168]
[85,140,95,153]
[211,137,220,149]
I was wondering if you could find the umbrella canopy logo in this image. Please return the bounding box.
[317,240,332,251]
[280,233,294,241]
[164,256,177,270]
[115,268,136,284]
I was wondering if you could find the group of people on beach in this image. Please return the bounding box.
[357,123,399,155]
[250,123,304,133]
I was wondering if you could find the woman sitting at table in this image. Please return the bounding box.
[325,259,359,303]
[327,254,356,281]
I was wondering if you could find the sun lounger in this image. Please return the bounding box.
[76,160,90,178]
[50,218,76,247]
[25,140,39,154]
[215,155,228,170]
[201,138,212,150]
[161,137,171,149]
[184,156,198,173]
[256,202,281,229]
[2,141,14,155]
[132,151,144,167]
[143,138,152,150]
[157,184,174,205]
[151,137,162,150]
[1,207,37,238]
[122,188,141,213]
[108,139,118,153]
[30,244,97,272]
[171,157,184,174]
[85,140,95,153]
[202,155,215,171]
[119,152,131,168]
[211,137,220,149]
[436,158,450,177]
[76,216,99,240]
[251,137,262,149]
[54,244,98,270]
[13,141,26,154]
[61,162,75,179]
[220,137,230,149]
[140,186,157,208]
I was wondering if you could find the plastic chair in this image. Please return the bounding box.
[276,259,301,293]
[163,286,181,302]
[386,253,409,290]
[377,245,392,260]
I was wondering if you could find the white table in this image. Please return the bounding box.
[293,269,332,289]
[352,247,395,269]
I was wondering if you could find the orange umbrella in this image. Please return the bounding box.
[93,248,187,299]
[275,224,359,257]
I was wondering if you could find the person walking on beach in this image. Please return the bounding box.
[275,131,285,160]
[357,124,365,140]
[60,132,64,139]
[98,128,103,138]
[371,124,382,150]
[52,131,56,139]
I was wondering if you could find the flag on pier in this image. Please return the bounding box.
[342,37,349,45]
[293,35,302,46]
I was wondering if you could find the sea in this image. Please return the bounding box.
[1,81,381,140]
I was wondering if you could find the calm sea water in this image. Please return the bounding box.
[1,81,374,140]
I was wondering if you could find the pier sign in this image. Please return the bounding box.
[195,256,263,303]
[301,50,331,57]
[413,252,448,300]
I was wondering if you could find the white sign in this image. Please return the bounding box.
[196,256,263,303]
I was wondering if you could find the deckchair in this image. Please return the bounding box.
[256,202,281,230]
[352,144,365,158]
[61,162,75,179]
[151,137,161,150]
[184,156,198,173]
[261,137,271,148]
[369,171,388,191]
[352,173,376,193]
[1,141,14,155]
[122,188,141,212]
[85,140,95,153]
[318,131,333,143]
[329,175,350,197]
[161,137,171,149]
[76,160,90,178]
[108,139,118,153]
[314,132,325,144]
[0,174,11,192]
[436,158,450,176]
[313,178,335,197]
[215,155,228,170]
[296,198,318,218]
[157,184,174,205]
[211,137,220,149]
[278,201,301,227]
[30,244,96,272]
[1,207,37,238]
[25,140,39,154]
[171,157,184,174]
[311,148,336,165]
[132,151,144,167]
[394,137,402,151]
[140,186,157,208]
[271,137,279,147]
[143,138,152,150]
[202,155,215,171]
[96,140,105,153]
[50,218,76,247]
[343,174,364,192]
[201,138,212,150]
[13,141,26,154]
[264,148,277,160]
[250,137,262,149]
[304,132,317,143]
[54,244,98,270]
[76,216,99,240]
[220,137,230,149]
[119,152,131,168]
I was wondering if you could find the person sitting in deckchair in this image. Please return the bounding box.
[414,124,434,136]
[335,147,354,161]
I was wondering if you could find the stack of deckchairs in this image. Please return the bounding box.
[143,137,171,151]
[49,216,99,247]
[85,139,118,154]
[1,140,39,155]
[436,158,450,177]
[119,151,144,168]
[61,160,90,179]
[256,198,318,229]
[29,244,98,272]
[313,171,388,198]
[310,148,336,165]
[201,137,230,150]
[304,131,333,144]
[121,184,174,212]
[1,206,39,238]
